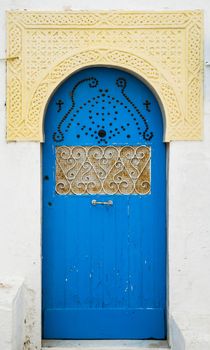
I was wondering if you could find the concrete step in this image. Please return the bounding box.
[42,339,170,350]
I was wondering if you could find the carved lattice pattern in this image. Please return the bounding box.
[6,11,203,141]
[56,146,151,195]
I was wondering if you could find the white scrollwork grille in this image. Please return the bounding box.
[56,146,151,195]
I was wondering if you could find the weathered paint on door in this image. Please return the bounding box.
[42,67,166,339]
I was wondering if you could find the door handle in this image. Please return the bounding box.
[91,199,113,206]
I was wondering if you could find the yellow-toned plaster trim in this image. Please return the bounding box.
[6,10,203,142]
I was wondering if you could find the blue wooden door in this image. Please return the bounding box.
[42,67,166,339]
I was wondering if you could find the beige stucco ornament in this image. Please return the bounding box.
[6,10,203,142]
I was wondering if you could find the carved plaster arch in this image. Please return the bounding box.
[31,48,181,142]
[6,11,203,141]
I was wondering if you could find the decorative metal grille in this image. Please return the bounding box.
[56,146,151,195]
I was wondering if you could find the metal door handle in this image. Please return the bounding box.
[91,199,113,206]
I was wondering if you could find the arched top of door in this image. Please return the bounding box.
[44,66,164,148]
[38,49,183,142]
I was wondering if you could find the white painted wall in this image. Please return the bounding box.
[0,0,209,349]
[0,278,25,350]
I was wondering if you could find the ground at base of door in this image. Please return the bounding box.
[42,339,169,350]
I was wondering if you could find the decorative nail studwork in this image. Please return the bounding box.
[53,76,153,143]
[143,99,151,112]
[116,78,153,141]
[56,99,64,112]
[53,77,99,142]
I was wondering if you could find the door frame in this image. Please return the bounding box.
[41,65,169,341]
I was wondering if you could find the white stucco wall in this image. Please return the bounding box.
[0,278,25,350]
[0,0,210,349]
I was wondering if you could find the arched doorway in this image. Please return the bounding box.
[42,67,166,339]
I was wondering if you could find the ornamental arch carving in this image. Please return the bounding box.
[6,11,203,142]
[34,50,172,142]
